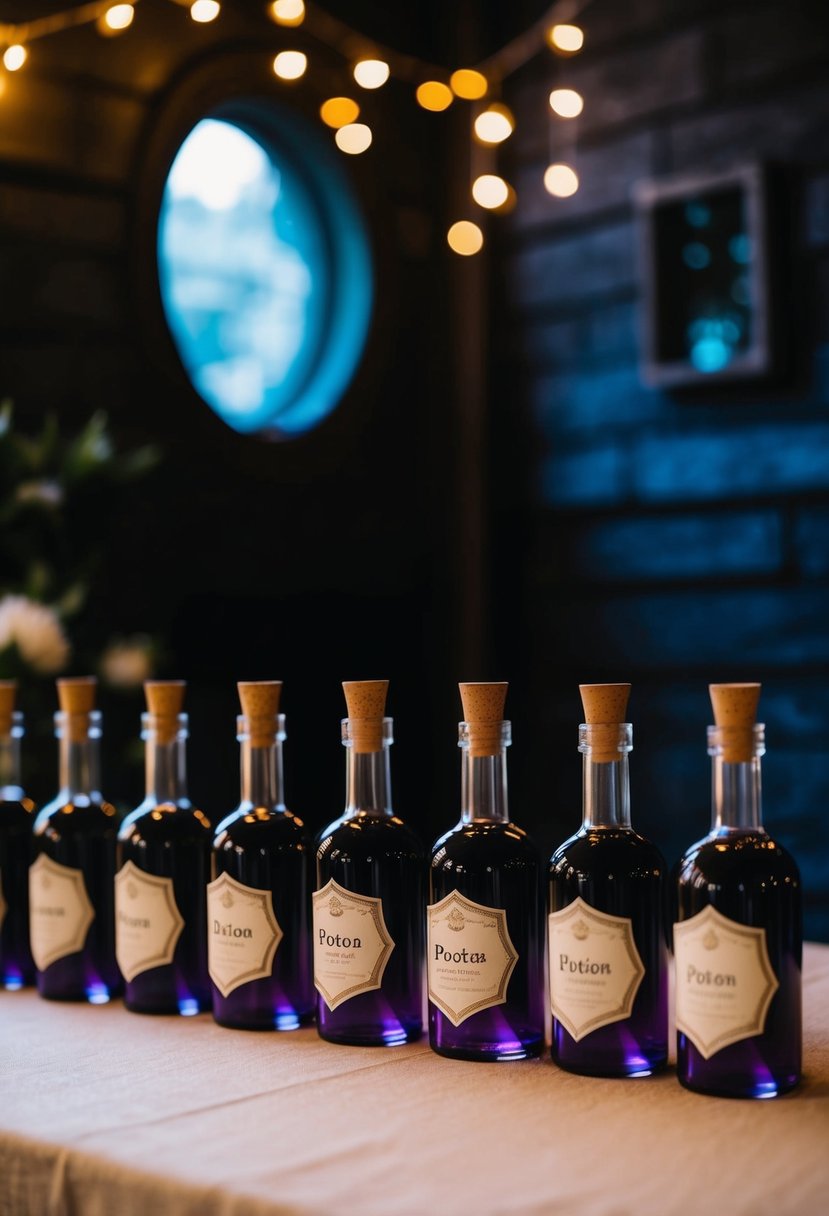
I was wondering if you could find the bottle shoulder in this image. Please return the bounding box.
[549,826,667,876]
[119,799,212,843]
[34,795,118,836]
[316,811,424,859]
[214,804,308,850]
[431,819,540,867]
[678,829,801,884]
[0,794,37,822]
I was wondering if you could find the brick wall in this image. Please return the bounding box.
[496,0,829,939]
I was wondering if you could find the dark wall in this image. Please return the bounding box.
[494,0,829,938]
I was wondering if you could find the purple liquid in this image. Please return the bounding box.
[0,795,36,988]
[429,820,544,1061]
[549,828,668,1076]
[212,807,314,1030]
[676,829,801,1098]
[32,797,122,1003]
[118,801,212,1015]
[315,812,424,1046]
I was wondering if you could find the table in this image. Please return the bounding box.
[1,945,828,1216]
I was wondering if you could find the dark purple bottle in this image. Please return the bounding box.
[314,680,424,1047]
[116,681,211,1016]
[675,683,801,1099]
[428,682,544,1062]
[0,683,36,989]
[31,677,121,1003]
[548,684,668,1077]
[210,681,314,1030]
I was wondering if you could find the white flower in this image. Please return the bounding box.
[0,595,70,674]
[100,636,153,688]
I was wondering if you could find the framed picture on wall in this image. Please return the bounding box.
[634,163,775,388]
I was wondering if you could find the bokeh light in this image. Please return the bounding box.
[547,24,584,54]
[416,81,453,112]
[3,44,27,71]
[450,69,488,100]
[472,175,510,210]
[99,5,134,33]
[353,59,390,89]
[543,163,579,197]
[447,220,484,256]
[473,103,514,145]
[190,0,220,22]
[273,51,308,80]
[320,97,360,129]
[549,88,583,118]
[269,0,305,26]
[335,123,373,154]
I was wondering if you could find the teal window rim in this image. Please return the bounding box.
[156,96,374,440]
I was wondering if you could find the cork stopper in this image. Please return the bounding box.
[579,683,631,762]
[144,680,186,744]
[342,680,388,753]
[238,681,282,747]
[709,683,761,763]
[57,676,97,742]
[0,679,16,735]
[459,682,508,757]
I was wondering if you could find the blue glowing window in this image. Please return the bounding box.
[158,111,372,438]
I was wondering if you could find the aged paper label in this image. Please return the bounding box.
[29,854,95,971]
[312,878,394,1011]
[207,872,283,998]
[427,891,519,1027]
[548,896,645,1041]
[115,861,185,983]
[674,905,779,1059]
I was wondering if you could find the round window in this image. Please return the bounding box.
[157,107,372,439]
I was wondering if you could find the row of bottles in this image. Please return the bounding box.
[0,676,801,1099]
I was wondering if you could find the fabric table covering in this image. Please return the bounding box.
[1,944,828,1216]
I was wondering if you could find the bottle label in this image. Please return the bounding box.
[674,905,779,1059]
[312,878,394,1011]
[548,896,645,1041]
[114,861,185,983]
[427,891,518,1027]
[206,872,283,998]
[29,854,95,971]
[0,869,6,933]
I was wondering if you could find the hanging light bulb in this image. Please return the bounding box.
[273,50,307,80]
[353,59,390,89]
[450,69,488,100]
[269,0,305,26]
[335,123,373,154]
[547,24,584,54]
[473,102,514,145]
[97,4,135,35]
[549,88,583,118]
[190,1,220,23]
[416,81,453,112]
[320,97,360,129]
[3,44,27,72]
[447,221,484,256]
[544,163,579,197]
[471,175,510,210]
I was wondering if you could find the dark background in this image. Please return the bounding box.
[2,0,828,936]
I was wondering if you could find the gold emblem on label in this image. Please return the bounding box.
[448,908,465,932]
[703,929,719,950]
[329,895,344,918]
[573,919,589,941]
[127,881,138,899]
[221,889,234,909]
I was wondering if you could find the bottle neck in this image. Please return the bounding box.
[582,754,631,828]
[461,748,509,823]
[0,733,22,795]
[711,755,763,831]
[58,736,102,799]
[345,747,392,815]
[241,738,284,809]
[145,736,188,804]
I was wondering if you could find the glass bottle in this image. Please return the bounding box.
[675,683,801,1098]
[0,681,36,989]
[117,681,211,1015]
[548,684,668,1076]
[210,681,314,1030]
[428,682,544,1061]
[314,680,424,1046]
[31,677,121,1003]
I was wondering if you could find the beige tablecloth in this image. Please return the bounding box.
[1,945,828,1216]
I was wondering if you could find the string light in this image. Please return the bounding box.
[549,88,583,117]
[190,1,220,22]
[547,24,584,54]
[544,163,579,197]
[450,69,488,100]
[335,123,372,154]
[269,0,305,27]
[473,103,514,145]
[472,175,510,210]
[3,44,27,71]
[447,221,484,256]
[320,97,360,128]
[353,59,390,89]
[97,5,135,35]
[273,50,308,80]
[416,81,453,112]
